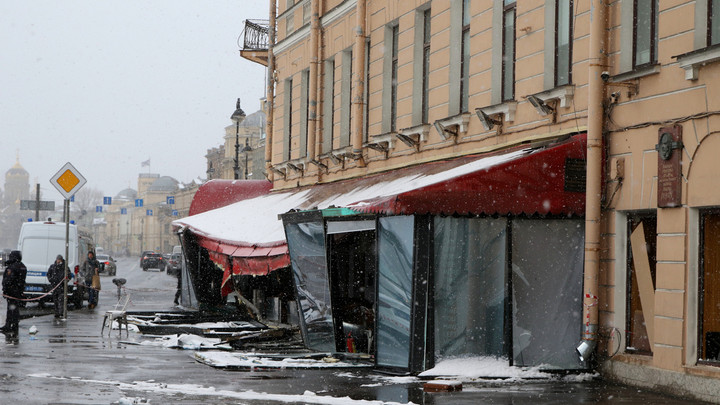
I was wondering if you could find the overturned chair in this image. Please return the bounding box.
[101,278,130,337]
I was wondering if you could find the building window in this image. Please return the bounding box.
[364,37,370,142]
[626,213,657,355]
[303,1,311,26]
[555,0,573,86]
[300,69,310,158]
[502,1,516,101]
[391,25,399,132]
[422,9,431,123]
[283,78,293,161]
[633,0,657,68]
[710,0,720,45]
[286,12,295,36]
[340,49,353,148]
[460,0,470,112]
[699,211,720,363]
[322,58,335,153]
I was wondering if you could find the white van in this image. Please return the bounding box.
[17,221,94,307]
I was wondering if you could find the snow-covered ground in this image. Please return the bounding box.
[28,374,415,405]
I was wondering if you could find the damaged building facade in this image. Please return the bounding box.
[173,0,720,402]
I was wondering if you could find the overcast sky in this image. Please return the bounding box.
[0,0,268,202]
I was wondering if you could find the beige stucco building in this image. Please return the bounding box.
[99,174,199,256]
[235,0,720,400]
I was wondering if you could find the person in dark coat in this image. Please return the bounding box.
[1,250,27,336]
[80,251,100,309]
[46,255,67,318]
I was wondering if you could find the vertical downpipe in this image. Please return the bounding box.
[265,0,277,181]
[307,0,320,162]
[580,0,607,362]
[351,0,367,165]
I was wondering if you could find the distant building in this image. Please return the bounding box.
[100,174,200,256]
[0,156,30,248]
[206,107,267,181]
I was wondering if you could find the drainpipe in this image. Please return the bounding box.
[307,0,320,162]
[577,0,607,363]
[351,0,367,165]
[265,0,277,181]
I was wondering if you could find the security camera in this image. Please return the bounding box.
[601,71,610,82]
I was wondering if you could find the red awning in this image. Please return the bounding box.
[188,179,272,216]
[348,133,587,216]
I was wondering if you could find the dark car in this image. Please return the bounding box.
[141,252,164,271]
[165,253,182,276]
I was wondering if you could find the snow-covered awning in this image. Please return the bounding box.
[173,134,586,275]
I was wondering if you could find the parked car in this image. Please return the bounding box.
[141,252,164,271]
[96,254,117,276]
[166,252,182,276]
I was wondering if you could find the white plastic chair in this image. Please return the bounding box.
[101,293,130,337]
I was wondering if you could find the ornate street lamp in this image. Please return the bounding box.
[241,139,253,179]
[230,98,246,180]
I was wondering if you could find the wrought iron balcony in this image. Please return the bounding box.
[239,19,270,66]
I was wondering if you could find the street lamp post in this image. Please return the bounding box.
[230,98,247,180]
[242,138,253,179]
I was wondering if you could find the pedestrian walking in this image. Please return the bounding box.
[174,267,182,305]
[1,250,27,337]
[80,251,100,309]
[46,255,67,318]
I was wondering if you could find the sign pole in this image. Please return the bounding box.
[35,183,40,221]
[63,198,70,319]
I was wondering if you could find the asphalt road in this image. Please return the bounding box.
[0,257,708,404]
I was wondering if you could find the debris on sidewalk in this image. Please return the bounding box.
[194,351,373,370]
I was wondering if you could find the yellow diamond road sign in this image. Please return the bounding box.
[50,162,86,199]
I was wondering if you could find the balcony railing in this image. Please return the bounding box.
[241,19,270,51]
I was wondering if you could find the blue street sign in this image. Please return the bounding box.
[172,209,178,216]
[135,199,143,207]
[146,209,153,216]
[103,196,112,205]
[95,206,102,213]
[120,208,127,215]
[167,196,175,205]
[70,195,75,202]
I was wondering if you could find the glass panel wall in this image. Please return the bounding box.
[511,219,585,369]
[285,221,334,352]
[376,216,415,369]
[433,217,507,360]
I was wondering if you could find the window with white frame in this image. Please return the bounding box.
[710,0,720,45]
[460,0,470,112]
[555,0,573,86]
[633,0,658,68]
[502,1,516,101]
[323,57,335,153]
[299,69,310,158]
[340,49,353,148]
[283,78,294,161]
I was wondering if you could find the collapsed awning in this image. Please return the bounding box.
[174,133,586,285]
[347,133,587,216]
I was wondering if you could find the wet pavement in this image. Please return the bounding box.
[0,257,709,404]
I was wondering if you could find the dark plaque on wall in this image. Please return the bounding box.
[655,125,683,208]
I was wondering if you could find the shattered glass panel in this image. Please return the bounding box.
[434,217,507,360]
[376,216,414,369]
[511,219,584,369]
[285,221,334,352]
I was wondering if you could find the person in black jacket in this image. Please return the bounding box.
[1,250,27,336]
[46,255,67,318]
[80,251,100,309]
